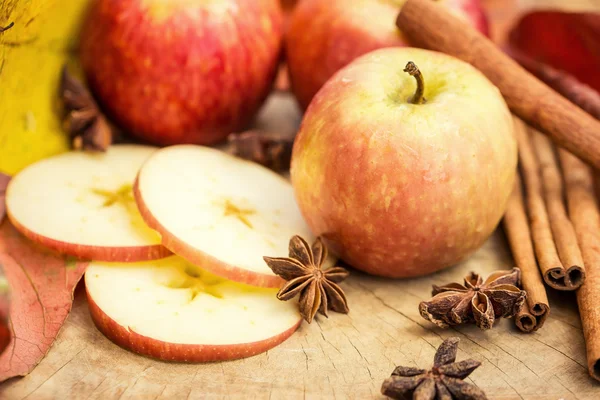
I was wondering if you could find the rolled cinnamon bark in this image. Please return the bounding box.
[531,132,585,290]
[396,0,600,170]
[513,118,563,287]
[503,174,549,332]
[558,150,600,381]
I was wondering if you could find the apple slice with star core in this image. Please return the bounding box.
[135,145,333,288]
[6,145,171,262]
[85,256,302,362]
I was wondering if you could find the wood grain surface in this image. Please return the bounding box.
[2,91,600,400]
[1,227,598,399]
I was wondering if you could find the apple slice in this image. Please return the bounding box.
[135,145,332,288]
[85,256,301,362]
[6,145,171,262]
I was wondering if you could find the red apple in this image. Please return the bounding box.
[285,0,489,109]
[80,0,284,146]
[86,256,302,362]
[291,47,516,278]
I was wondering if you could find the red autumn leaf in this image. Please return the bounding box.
[508,11,600,93]
[0,213,88,381]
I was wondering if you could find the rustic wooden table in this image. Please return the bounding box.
[2,1,600,398]
[2,88,600,399]
[1,227,599,399]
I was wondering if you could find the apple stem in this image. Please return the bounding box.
[404,61,426,104]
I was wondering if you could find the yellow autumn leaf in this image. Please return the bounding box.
[0,0,90,175]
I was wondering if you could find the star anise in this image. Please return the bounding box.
[60,66,113,152]
[264,236,349,323]
[226,130,294,172]
[419,268,526,330]
[381,337,487,400]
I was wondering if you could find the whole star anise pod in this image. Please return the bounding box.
[419,268,526,330]
[264,236,349,323]
[61,66,112,152]
[381,337,487,400]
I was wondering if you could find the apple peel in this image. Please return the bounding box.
[5,145,171,262]
[135,145,333,288]
[85,257,302,362]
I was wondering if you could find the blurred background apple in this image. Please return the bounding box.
[285,0,489,110]
[80,0,284,146]
[509,11,600,93]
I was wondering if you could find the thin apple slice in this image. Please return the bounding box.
[135,145,332,288]
[6,145,170,262]
[85,256,301,362]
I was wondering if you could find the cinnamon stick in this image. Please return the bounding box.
[503,175,549,332]
[531,132,585,290]
[558,150,600,382]
[513,118,563,287]
[509,50,600,120]
[396,0,600,169]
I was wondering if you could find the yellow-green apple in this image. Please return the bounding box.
[86,256,301,362]
[80,0,284,146]
[285,0,489,109]
[134,145,336,288]
[291,47,516,278]
[5,145,171,262]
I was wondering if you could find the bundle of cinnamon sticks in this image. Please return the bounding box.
[396,0,600,382]
[503,118,600,381]
[504,119,583,329]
